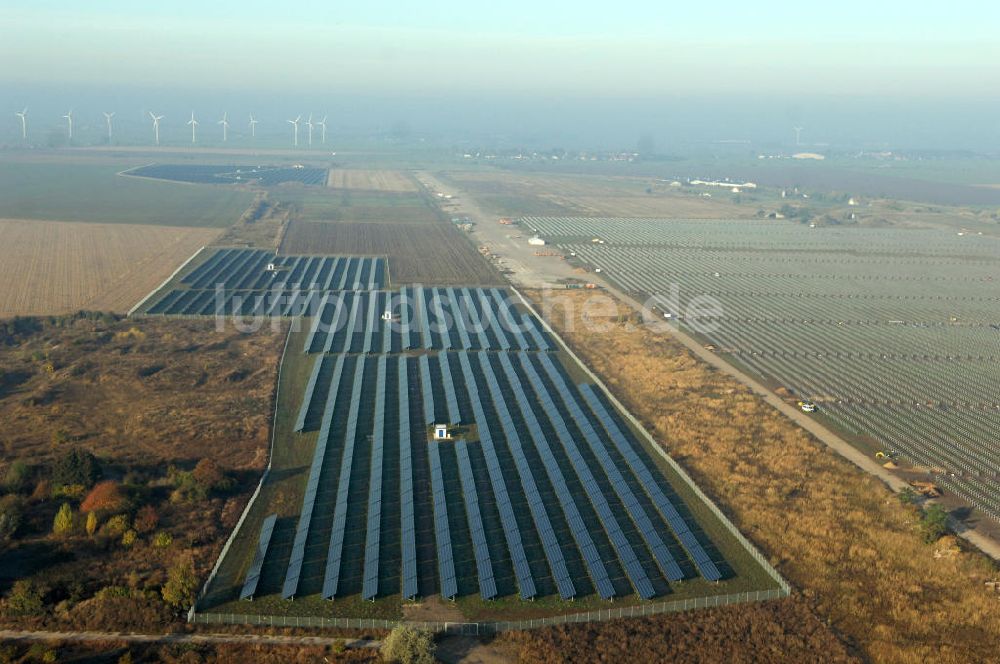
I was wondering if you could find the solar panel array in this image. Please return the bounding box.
[302,288,554,353]
[145,249,386,316]
[246,280,728,606]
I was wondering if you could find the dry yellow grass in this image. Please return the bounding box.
[532,290,1000,664]
[0,218,220,316]
[326,169,418,192]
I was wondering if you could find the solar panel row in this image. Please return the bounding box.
[428,441,459,599]
[419,354,436,425]
[179,250,386,293]
[437,352,463,425]
[475,352,576,600]
[495,353,618,599]
[362,356,388,600]
[282,355,347,599]
[454,440,498,600]
[294,354,328,432]
[321,357,368,600]
[240,513,278,601]
[533,353,684,582]
[398,357,419,600]
[578,383,722,582]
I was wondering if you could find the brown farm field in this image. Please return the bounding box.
[438,170,751,218]
[0,219,220,317]
[279,220,502,286]
[326,169,419,192]
[520,289,1000,664]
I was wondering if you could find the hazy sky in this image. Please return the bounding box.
[2,2,998,96]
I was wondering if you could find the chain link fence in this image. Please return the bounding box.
[191,586,788,634]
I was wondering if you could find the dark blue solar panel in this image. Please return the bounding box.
[456,352,536,600]
[578,383,722,582]
[399,356,419,599]
[455,440,498,600]
[362,356,388,600]
[438,352,462,424]
[475,352,575,600]
[445,288,472,349]
[240,513,277,600]
[419,354,436,425]
[428,441,458,599]
[531,352,684,584]
[321,357,368,599]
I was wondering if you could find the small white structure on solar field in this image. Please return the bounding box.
[433,424,453,441]
[266,262,277,272]
[381,309,394,321]
[528,236,546,246]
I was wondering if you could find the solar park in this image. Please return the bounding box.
[164,246,780,623]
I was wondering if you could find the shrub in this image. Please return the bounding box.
[152,531,173,548]
[86,511,98,537]
[80,481,129,515]
[122,529,138,548]
[134,505,159,534]
[161,554,198,610]
[102,514,129,538]
[0,495,24,542]
[921,504,949,543]
[4,580,44,617]
[51,448,100,488]
[380,625,436,664]
[52,502,74,536]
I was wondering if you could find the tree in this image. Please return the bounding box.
[921,504,949,543]
[52,502,74,536]
[0,495,24,543]
[192,458,226,491]
[161,554,198,610]
[80,480,129,515]
[3,460,30,493]
[380,625,436,664]
[51,448,100,488]
[86,511,98,537]
[3,580,44,617]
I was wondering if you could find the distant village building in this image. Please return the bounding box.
[528,236,546,246]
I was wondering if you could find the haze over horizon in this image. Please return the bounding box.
[3,2,999,150]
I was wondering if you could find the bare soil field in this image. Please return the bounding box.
[327,169,418,192]
[0,315,283,633]
[523,289,1000,664]
[279,220,502,286]
[0,219,220,317]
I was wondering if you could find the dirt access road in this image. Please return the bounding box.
[427,170,1000,563]
[0,628,378,649]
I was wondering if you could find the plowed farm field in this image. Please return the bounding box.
[279,220,502,286]
[0,218,220,316]
[326,169,418,192]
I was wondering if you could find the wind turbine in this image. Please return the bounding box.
[288,115,301,147]
[62,109,73,142]
[248,113,258,138]
[103,112,115,142]
[15,108,27,140]
[187,111,199,144]
[318,115,327,144]
[149,111,164,145]
[218,111,229,142]
[306,113,314,147]
[793,126,803,147]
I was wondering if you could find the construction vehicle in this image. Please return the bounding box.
[797,400,817,413]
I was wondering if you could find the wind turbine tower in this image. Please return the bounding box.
[793,126,803,147]
[149,112,164,146]
[15,108,27,141]
[249,114,258,138]
[306,113,314,147]
[288,115,301,147]
[218,112,230,142]
[63,109,74,142]
[188,111,199,144]
[103,112,115,142]
[318,116,327,145]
